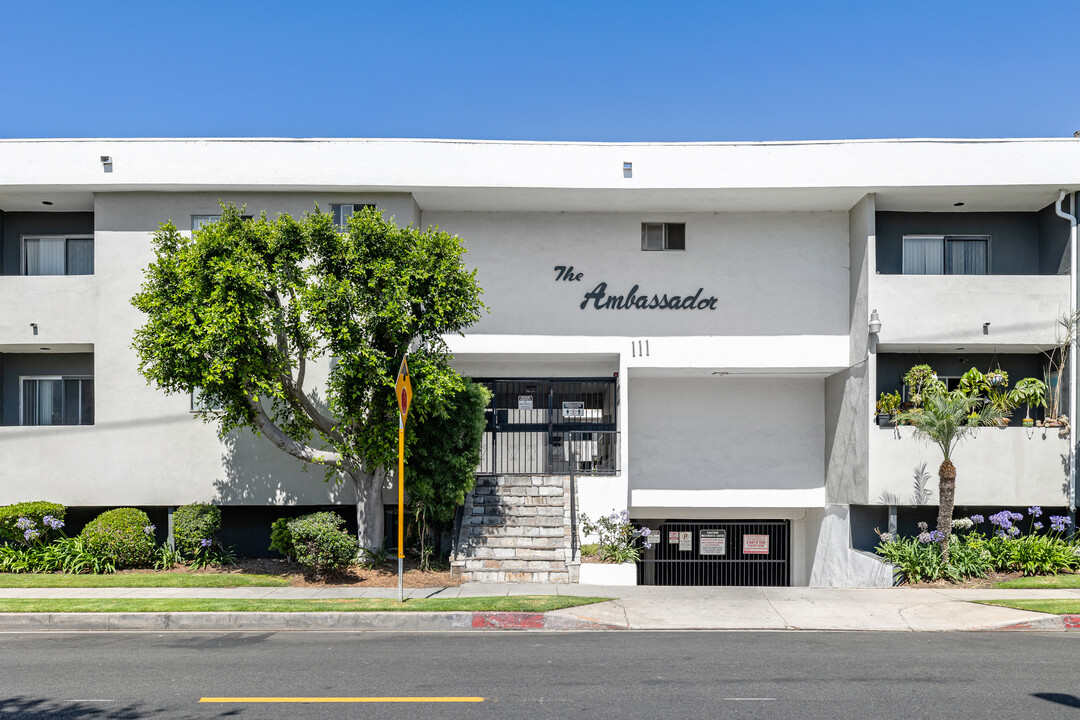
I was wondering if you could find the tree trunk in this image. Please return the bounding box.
[936,458,957,563]
[350,468,386,551]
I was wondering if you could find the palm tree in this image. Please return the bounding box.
[894,391,1002,562]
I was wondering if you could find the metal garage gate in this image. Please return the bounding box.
[637,520,790,586]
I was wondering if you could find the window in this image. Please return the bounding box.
[331,203,375,228]
[902,235,989,275]
[191,215,219,231]
[190,387,222,413]
[192,214,252,231]
[641,223,685,251]
[21,236,94,275]
[21,377,94,426]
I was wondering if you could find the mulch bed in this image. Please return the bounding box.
[905,571,1038,589]
[116,557,461,588]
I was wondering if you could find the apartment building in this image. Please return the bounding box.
[0,138,1076,586]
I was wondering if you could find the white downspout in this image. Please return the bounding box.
[1055,190,1078,529]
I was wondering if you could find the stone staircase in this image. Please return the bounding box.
[452,475,579,583]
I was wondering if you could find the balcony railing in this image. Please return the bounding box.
[871,274,1069,347]
[474,378,619,476]
[869,425,1069,507]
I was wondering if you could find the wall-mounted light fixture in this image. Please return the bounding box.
[868,309,882,335]
[983,322,991,335]
[30,322,38,336]
[101,155,113,173]
[623,162,632,179]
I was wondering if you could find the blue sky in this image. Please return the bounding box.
[2,0,1076,141]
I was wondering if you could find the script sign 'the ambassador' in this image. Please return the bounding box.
[554,265,718,311]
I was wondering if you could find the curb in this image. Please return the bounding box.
[993,614,1080,632]
[0,611,622,633]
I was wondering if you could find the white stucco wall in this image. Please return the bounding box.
[0,192,423,508]
[627,376,826,508]
[872,274,1070,349]
[425,211,850,338]
[869,425,1070,507]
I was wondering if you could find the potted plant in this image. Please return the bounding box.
[1009,377,1047,428]
[876,391,901,427]
[984,368,1015,425]
[578,510,647,585]
[958,367,989,398]
[903,364,936,410]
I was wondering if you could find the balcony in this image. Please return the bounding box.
[869,425,1069,507]
[871,274,1068,348]
[0,275,98,343]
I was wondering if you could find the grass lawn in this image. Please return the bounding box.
[978,599,1080,614]
[0,596,606,614]
[993,574,1080,589]
[0,573,289,588]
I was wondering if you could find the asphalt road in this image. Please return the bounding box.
[1,631,1079,719]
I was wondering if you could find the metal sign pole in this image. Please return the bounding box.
[398,415,404,602]
[394,355,412,604]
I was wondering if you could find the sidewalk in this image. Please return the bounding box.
[1,584,1078,632]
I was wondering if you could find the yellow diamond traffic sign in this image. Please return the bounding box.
[395,356,412,425]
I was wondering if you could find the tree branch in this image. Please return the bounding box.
[266,287,343,444]
[244,388,342,468]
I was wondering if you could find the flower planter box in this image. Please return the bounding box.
[578,561,637,585]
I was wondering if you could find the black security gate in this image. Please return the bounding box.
[474,378,618,476]
[637,520,790,586]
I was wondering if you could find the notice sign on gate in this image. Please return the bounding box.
[743,534,770,555]
[517,395,533,410]
[562,401,586,418]
[699,529,726,556]
[678,531,693,551]
[668,531,680,545]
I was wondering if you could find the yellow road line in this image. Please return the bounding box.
[199,696,485,703]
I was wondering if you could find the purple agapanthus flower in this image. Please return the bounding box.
[1028,506,1043,518]
[1034,522,1044,531]
[14,517,34,531]
[989,511,1014,531]
[1007,526,1021,537]
[917,531,933,544]
[1050,515,1072,532]
[969,514,985,524]
[23,528,39,542]
[42,515,64,531]
[200,538,213,548]
[143,525,155,535]
[917,521,928,532]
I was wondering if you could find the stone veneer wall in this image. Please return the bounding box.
[453,475,579,583]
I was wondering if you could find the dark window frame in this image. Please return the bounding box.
[20,235,95,276]
[901,234,991,275]
[641,222,686,251]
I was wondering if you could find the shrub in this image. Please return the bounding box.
[580,510,652,564]
[282,512,358,576]
[80,508,156,569]
[173,502,222,558]
[0,536,113,574]
[0,501,66,545]
[876,535,949,584]
[878,510,1080,583]
[269,517,296,559]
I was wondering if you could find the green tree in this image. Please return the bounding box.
[406,379,491,569]
[895,390,1002,562]
[132,204,484,549]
